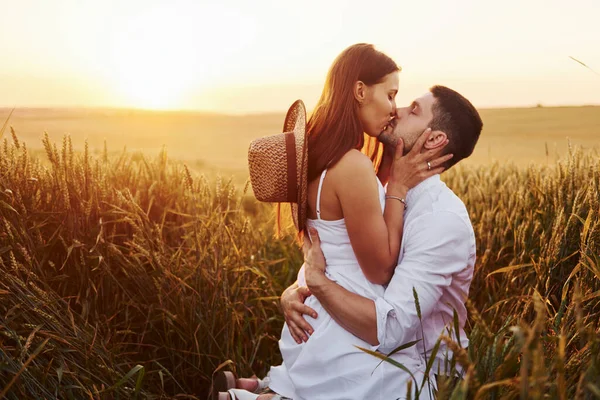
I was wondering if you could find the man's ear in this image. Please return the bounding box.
[423,130,447,150]
[353,81,366,104]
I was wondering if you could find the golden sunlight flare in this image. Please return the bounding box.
[106,4,255,109]
[107,7,202,109]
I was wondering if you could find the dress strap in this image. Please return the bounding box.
[315,169,328,220]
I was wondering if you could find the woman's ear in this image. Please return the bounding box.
[424,130,447,150]
[353,81,366,105]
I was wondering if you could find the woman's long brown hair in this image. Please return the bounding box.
[307,43,400,182]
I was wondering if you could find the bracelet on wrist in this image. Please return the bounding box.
[385,195,407,209]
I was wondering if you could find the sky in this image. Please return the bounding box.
[0,0,599,113]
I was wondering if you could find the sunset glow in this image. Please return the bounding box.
[1,0,599,112]
[105,3,258,109]
[107,7,197,109]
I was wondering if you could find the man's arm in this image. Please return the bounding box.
[305,265,379,345]
[305,211,473,349]
[303,228,380,346]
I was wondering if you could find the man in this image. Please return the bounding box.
[281,85,483,395]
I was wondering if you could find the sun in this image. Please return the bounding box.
[106,5,256,110]
[107,7,203,109]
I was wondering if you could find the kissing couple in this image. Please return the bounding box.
[213,43,483,400]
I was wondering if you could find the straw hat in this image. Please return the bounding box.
[248,100,308,232]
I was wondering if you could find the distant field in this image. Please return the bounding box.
[468,106,600,165]
[2,105,599,180]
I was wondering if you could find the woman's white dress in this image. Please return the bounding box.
[267,169,426,400]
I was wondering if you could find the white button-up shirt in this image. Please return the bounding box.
[375,175,476,374]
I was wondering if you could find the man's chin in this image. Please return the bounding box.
[378,132,399,147]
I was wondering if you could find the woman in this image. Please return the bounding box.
[219,44,451,400]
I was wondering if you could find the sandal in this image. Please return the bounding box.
[219,390,282,400]
[211,371,270,398]
[212,371,237,398]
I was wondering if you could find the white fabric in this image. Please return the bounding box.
[227,389,259,400]
[227,389,286,400]
[375,175,476,376]
[269,169,426,400]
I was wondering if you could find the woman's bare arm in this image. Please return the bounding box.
[333,149,406,285]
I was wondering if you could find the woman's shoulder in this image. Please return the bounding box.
[330,149,376,179]
[336,149,375,170]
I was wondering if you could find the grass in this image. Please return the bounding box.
[0,126,599,399]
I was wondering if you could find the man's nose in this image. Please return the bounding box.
[395,107,408,118]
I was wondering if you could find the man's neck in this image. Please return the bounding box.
[406,174,442,202]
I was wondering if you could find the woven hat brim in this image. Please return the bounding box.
[285,100,308,232]
[247,99,308,233]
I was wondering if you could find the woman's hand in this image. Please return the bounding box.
[387,128,453,196]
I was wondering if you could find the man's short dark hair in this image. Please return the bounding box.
[429,85,483,169]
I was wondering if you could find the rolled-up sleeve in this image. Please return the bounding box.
[374,211,472,353]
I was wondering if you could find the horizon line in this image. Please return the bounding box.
[2,102,600,117]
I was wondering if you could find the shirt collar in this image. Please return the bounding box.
[406,174,442,204]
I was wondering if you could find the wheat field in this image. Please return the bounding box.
[2,105,600,181]
[0,109,599,399]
